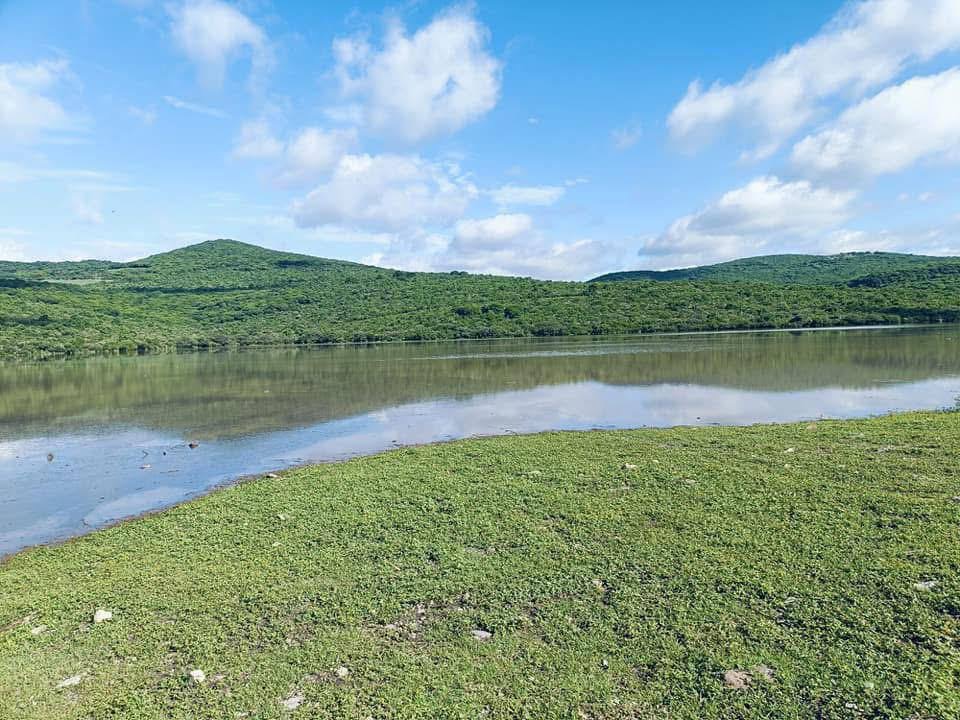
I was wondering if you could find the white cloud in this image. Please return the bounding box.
[0,59,72,142]
[128,105,157,125]
[291,153,478,232]
[643,176,857,268]
[668,0,960,157]
[232,118,283,159]
[488,184,566,207]
[453,213,533,248]
[365,213,622,280]
[277,127,357,185]
[791,68,960,180]
[821,223,960,256]
[169,0,271,88]
[233,121,357,185]
[333,6,501,143]
[163,95,227,118]
[70,192,104,225]
[0,161,114,185]
[611,122,642,150]
[0,228,30,261]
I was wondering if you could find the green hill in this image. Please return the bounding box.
[591,252,960,284]
[1,240,958,360]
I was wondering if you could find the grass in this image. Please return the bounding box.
[1,412,959,719]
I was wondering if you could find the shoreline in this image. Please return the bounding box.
[0,321,948,366]
[2,410,958,719]
[4,404,956,563]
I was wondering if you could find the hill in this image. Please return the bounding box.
[590,252,960,284]
[1,240,958,359]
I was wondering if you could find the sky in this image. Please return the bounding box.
[1,0,959,280]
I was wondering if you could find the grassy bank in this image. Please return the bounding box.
[2,413,959,719]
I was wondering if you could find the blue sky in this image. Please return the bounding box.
[1,0,959,279]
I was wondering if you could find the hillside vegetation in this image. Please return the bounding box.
[591,251,960,284]
[1,240,959,359]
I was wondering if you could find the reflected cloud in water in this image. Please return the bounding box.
[1,327,959,556]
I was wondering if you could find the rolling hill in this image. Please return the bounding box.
[1,240,958,359]
[590,252,960,285]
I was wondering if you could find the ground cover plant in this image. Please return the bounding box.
[1,411,958,719]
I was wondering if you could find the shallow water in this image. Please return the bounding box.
[2,325,959,556]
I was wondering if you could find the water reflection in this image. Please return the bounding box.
[1,326,959,556]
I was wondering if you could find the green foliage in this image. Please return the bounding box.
[1,240,959,359]
[2,412,959,718]
[592,251,960,284]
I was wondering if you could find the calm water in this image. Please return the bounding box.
[2,325,959,556]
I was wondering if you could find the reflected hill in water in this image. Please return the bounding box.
[0,326,957,441]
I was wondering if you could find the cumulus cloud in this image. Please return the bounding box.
[291,153,478,232]
[170,0,272,88]
[333,6,501,143]
[365,213,620,280]
[488,184,566,207]
[452,213,534,248]
[642,176,857,268]
[820,223,960,256]
[232,118,283,158]
[0,59,72,142]
[232,120,357,185]
[668,0,960,157]
[278,127,358,185]
[791,68,960,180]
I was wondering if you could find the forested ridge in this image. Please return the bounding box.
[592,251,960,284]
[1,240,958,359]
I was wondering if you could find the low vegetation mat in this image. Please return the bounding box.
[2,412,959,719]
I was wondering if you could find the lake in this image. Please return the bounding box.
[2,325,959,556]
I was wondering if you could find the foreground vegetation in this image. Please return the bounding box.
[2,412,959,718]
[1,241,959,359]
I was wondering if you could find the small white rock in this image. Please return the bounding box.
[913,580,939,591]
[93,609,112,624]
[471,629,492,641]
[31,625,47,635]
[277,514,287,521]
[189,669,206,684]
[784,448,796,454]
[281,692,304,710]
[621,463,638,470]
[266,473,280,479]
[334,666,350,679]
[57,674,83,689]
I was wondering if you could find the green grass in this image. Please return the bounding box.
[2,240,959,359]
[2,412,959,718]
